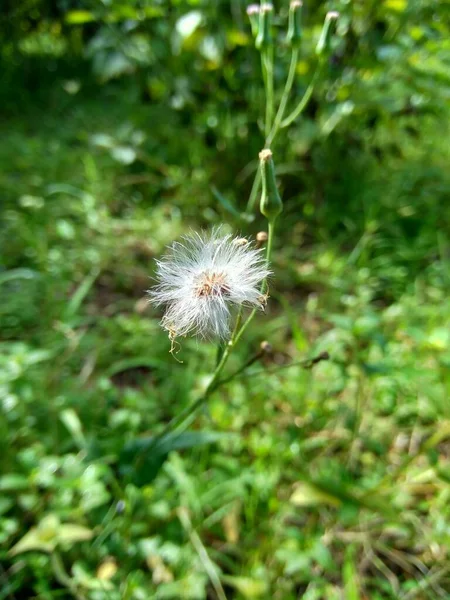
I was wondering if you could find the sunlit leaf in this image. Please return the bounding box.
[65,10,97,24]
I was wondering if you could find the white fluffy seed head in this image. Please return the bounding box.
[149,229,271,341]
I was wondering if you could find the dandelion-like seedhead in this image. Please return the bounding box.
[149,229,270,341]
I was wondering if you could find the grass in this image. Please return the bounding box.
[1,75,450,600]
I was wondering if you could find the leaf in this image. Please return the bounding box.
[343,545,360,600]
[176,11,203,39]
[222,576,268,598]
[10,515,60,555]
[210,186,243,220]
[58,524,93,545]
[120,431,226,486]
[0,474,29,492]
[10,516,93,555]
[0,269,40,286]
[62,268,100,322]
[10,528,56,555]
[60,409,86,450]
[111,146,137,165]
[290,482,342,507]
[106,356,167,377]
[65,10,97,24]
[384,0,407,11]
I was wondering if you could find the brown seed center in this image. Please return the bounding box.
[195,272,230,298]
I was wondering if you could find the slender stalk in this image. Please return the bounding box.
[215,348,265,388]
[233,219,275,346]
[266,47,299,146]
[215,341,226,367]
[177,507,227,600]
[261,47,274,138]
[221,350,330,382]
[280,65,321,129]
[152,307,245,441]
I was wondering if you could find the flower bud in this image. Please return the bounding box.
[256,231,268,244]
[246,4,260,38]
[315,11,339,58]
[260,340,272,353]
[287,1,302,48]
[255,3,273,50]
[259,148,282,222]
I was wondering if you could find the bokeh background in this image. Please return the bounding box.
[1,1,450,598]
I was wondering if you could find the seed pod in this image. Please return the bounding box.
[316,11,339,57]
[255,3,273,50]
[246,4,260,38]
[259,149,282,222]
[287,0,302,48]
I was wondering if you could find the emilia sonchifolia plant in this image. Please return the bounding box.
[148,3,338,440]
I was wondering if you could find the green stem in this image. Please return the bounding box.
[215,349,265,388]
[153,308,245,441]
[223,351,330,382]
[233,218,275,346]
[266,47,299,147]
[280,65,321,129]
[261,47,274,138]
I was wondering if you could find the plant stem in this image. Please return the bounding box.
[222,350,330,382]
[153,308,244,441]
[233,218,275,346]
[261,47,274,138]
[215,348,265,388]
[177,507,227,600]
[266,47,299,146]
[280,64,321,129]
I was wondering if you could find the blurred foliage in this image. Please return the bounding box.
[1,0,450,598]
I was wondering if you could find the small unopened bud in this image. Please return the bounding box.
[259,148,283,222]
[246,4,260,37]
[287,0,303,48]
[256,231,268,244]
[255,3,273,50]
[316,11,339,57]
[233,237,249,246]
[260,340,272,353]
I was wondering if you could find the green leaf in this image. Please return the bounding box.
[60,409,86,450]
[120,431,226,486]
[58,524,93,545]
[210,186,243,220]
[290,482,342,507]
[0,474,29,492]
[343,545,360,600]
[10,516,93,555]
[10,529,56,555]
[62,268,100,322]
[0,269,40,286]
[10,514,60,555]
[65,10,97,24]
[106,356,167,377]
[222,576,268,598]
